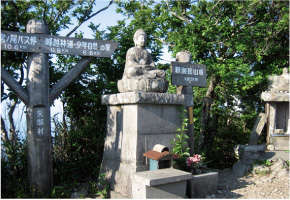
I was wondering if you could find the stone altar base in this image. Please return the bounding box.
[132,168,192,199]
[187,172,219,198]
[99,92,185,198]
[117,78,169,93]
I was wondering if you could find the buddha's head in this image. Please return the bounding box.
[133,29,147,48]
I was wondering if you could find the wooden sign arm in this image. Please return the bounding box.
[50,56,95,104]
[1,66,29,105]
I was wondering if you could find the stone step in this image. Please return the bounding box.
[272,136,289,151]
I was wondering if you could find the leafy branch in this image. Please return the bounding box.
[171,109,190,157]
[66,0,114,37]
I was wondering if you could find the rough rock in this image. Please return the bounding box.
[253,164,270,174]
[217,158,290,199]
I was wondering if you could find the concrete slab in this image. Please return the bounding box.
[133,168,192,186]
[187,172,219,198]
[272,136,290,151]
[261,92,289,102]
[132,168,192,199]
[102,91,185,105]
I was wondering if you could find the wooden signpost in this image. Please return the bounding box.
[171,53,206,155]
[1,30,117,57]
[171,62,206,88]
[1,19,118,197]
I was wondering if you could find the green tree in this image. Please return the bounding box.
[116,0,289,168]
[1,0,165,197]
[1,0,116,197]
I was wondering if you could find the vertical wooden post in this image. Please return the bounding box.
[26,19,53,196]
[176,51,195,156]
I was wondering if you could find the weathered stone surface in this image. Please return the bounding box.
[267,144,275,151]
[99,100,185,198]
[234,144,246,160]
[270,158,286,172]
[232,144,267,177]
[118,29,168,93]
[261,92,289,102]
[272,135,290,150]
[117,78,168,93]
[274,129,285,134]
[133,168,192,186]
[249,113,268,145]
[266,68,289,92]
[244,144,266,152]
[102,92,185,105]
[253,165,270,174]
[232,161,248,178]
[132,168,192,199]
[187,172,219,198]
[270,158,290,179]
[110,191,128,199]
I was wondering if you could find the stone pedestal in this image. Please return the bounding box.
[132,168,192,199]
[100,92,185,198]
[117,78,168,93]
[187,172,219,198]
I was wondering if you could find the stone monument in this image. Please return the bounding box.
[261,67,289,150]
[99,30,185,198]
[117,29,168,93]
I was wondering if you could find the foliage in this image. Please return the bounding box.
[1,0,166,197]
[253,159,273,167]
[1,0,289,197]
[1,140,30,198]
[172,109,190,157]
[95,173,110,199]
[1,0,117,198]
[116,0,289,169]
[171,109,190,171]
[51,184,75,198]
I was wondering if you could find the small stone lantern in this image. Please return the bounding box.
[143,144,177,171]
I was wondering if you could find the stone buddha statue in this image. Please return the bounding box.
[117,29,168,93]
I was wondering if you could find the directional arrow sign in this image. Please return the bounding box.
[1,30,118,57]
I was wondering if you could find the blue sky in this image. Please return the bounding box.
[59,1,125,39]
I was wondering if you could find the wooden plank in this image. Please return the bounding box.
[248,113,268,145]
[26,19,53,197]
[172,52,196,156]
[1,30,118,57]
[1,66,29,105]
[171,62,206,87]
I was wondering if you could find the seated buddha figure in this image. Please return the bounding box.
[123,29,165,79]
[118,29,168,93]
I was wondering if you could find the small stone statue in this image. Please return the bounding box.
[118,29,168,93]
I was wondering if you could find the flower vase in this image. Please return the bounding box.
[190,167,201,175]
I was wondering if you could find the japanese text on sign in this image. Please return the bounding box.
[171,62,207,87]
[1,30,118,57]
[36,109,44,136]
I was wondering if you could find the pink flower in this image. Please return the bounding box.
[186,154,202,167]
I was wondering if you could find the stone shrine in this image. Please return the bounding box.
[99,30,186,198]
[100,92,185,198]
[261,68,290,150]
